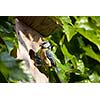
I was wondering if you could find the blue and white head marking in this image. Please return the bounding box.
[40,41,51,49]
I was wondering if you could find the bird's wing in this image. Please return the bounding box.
[46,50,60,73]
[46,50,55,66]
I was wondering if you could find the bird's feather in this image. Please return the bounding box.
[46,50,55,66]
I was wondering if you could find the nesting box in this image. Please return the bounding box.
[15,16,60,37]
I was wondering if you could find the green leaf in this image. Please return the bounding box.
[58,16,72,25]
[56,62,71,82]
[89,71,100,82]
[59,35,65,46]
[76,17,93,30]
[0,51,33,82]
[0,52,16,68]
[83,45,100,63]
[63,23,77,41]
[77,60,85,74]
[91,16,100,26]
[58,16,76,41]
[0,60,9,81]
[77,28,100,50]
[61,44,77,69]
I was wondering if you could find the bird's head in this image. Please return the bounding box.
[40,41,51,49]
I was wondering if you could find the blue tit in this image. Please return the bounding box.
[40,41,59,73]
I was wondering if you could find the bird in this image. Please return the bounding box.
[39,41,59,73]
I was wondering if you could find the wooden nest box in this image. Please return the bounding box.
[14,16,60,83]
[16,16,60,37]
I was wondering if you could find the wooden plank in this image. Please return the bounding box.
[15,16,59,37]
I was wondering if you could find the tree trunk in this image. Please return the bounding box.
[15,18,48,83]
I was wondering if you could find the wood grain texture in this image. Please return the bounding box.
[15,16,59,37]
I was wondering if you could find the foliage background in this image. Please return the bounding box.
[0,16,100,83]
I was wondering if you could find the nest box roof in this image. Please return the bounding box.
[16,16,60,37]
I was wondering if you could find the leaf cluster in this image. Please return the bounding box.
[46,16,100,83]
[0,17,33,82]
